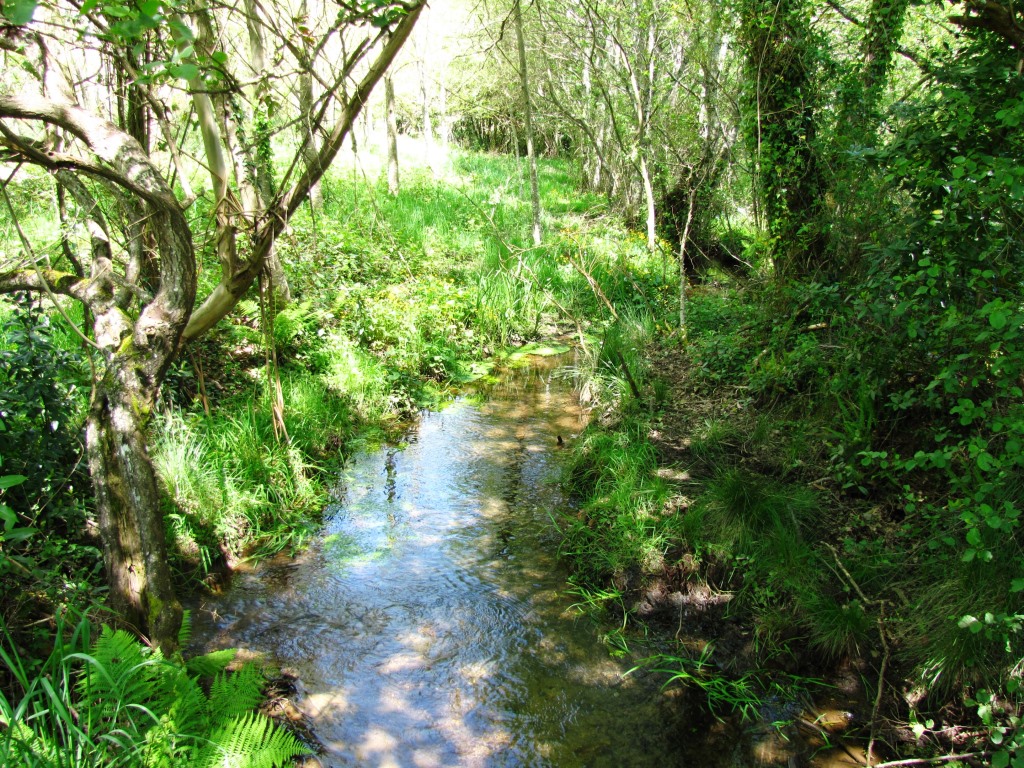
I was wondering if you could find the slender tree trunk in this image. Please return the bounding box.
[514,0,542,247]
[183,2,425,340]
[639,150,656,251]
[385,73,400,196]
[419,59,433,168]
[678,188,697,335]
[298,0,323,208]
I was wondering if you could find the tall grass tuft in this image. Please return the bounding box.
[561,420,677,582]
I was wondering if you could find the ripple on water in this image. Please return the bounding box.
[191,359,763,767]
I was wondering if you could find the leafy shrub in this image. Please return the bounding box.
[0,296,86,516]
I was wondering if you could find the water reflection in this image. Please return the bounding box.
[192,358,725,767]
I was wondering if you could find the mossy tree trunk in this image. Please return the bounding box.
[87,366,182,652]
[738,0,829,280]
[0,2,424,653]
[0,95,196,652]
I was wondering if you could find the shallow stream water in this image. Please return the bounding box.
[191,356,858,767]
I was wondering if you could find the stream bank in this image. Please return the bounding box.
[191,354,739,766]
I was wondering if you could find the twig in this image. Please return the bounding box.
[825,542,891,766]
[563,239,619,321]
[871,751,994,767]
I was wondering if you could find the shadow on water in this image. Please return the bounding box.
[191,355,802,767]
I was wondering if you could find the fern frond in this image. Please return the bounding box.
[200,711,310,768]
[178,610,193,648]
[185,648,237,678]
[208,663,264,725]
[73,626,155,719]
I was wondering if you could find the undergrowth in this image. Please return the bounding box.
[561,272,1024,756]
[0,612,308,767]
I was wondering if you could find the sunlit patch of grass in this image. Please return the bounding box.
[560,419,678,583]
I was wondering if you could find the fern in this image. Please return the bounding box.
[208,663,265,724]
[1,616,308,768]
[73,626,157,729]
[200,711,310,768]
[177,610,193,648]
[185,648,237,678]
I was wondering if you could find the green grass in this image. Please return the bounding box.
[561,418,677,582]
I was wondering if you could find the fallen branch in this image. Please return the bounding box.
[872,751,994,767]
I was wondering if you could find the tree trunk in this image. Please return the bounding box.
[514,0,543,247]
[386,73,400,196]
[419,59,433,168]
[296,0,323,209]
[839,0,910,141]
[87,372,181,654]
[739,0,828,280]
[639,150,657,251]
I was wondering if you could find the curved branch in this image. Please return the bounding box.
[0,94,179,210]
[0,268,89,299]
[0,125,162,205]
[182,0,426,342]
[0,91,196,365]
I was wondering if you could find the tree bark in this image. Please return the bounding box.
[385,73,400,195]
[514,0,543,247]
[88,370,181,652]
[0,93,196,653]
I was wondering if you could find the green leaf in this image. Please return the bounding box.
[990,311,1008,330]
[1011,579,1024,593]
[993,749,1009,768]
[168,18,194,41]
[2,0,37,24]
[211,50,228,64]
[0,475,26,490]
[169,63,199,80]
[958,614,980,630]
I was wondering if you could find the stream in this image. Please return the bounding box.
[191,355,854,767]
